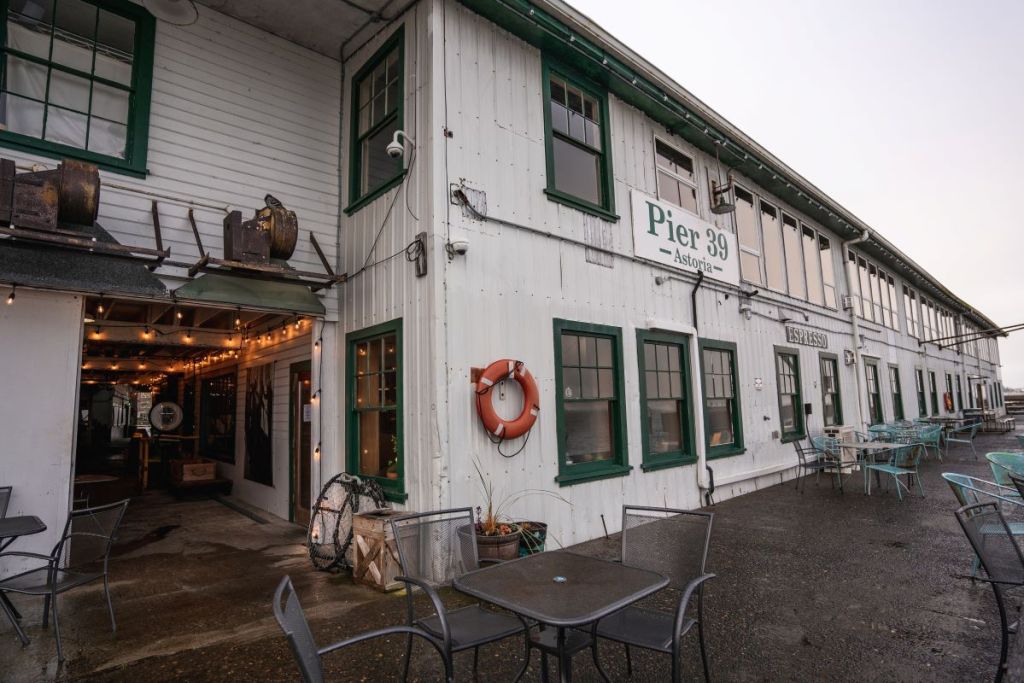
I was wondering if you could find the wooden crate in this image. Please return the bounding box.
[170,458,217,484]
[352,509,409,592]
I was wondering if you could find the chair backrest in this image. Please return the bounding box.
[892,428,919,444]
[793,441,816,465]
[61,499,129,570]
[273,576,323,683]
[943,473,977,507]
[986,452,1024,489]
[919,425,942,444]
[955,502,1024,586]
[390,508,478,588]
[811,435,839,455]
[892,443,923,469]
[1010,472,1024,500]
[621,506,713,592]
[0,486,11,518]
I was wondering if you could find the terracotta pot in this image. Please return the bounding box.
[386,471,399,480]
[475,529,521,562]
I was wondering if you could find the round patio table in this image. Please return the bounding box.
[834,441,897,493]
[0,515,46,640]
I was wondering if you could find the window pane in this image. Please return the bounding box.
[86,116,125,157]
[598,368,614,399]
[818,235,836,308]
[550,78,566,105]
[91,81,128,123]
[657,170,681,208]
[96,8,134,56]
[562,367,581,399]
[706,398,734,446]
[2,92,44,137]
[5,56,47,100]
[596,337,612,367]
[564,400,613,464]
[45,105,87,148]
[360,117,401,194]
[579,335,596,366]
[655,140,694,181]
[782,214,805,300]
[48,69,91,112]
[568,109,585,142]
[552,136,601,205]
[761,201,785,292]
[561,333,579,366]
[646,370,659,399]
[735,187,762,285]
[7,9,54,61]
[550,100,568,135]
[647,399,682,454]
[580,368,598,399]
[358,409,397,478]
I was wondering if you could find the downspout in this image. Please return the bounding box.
[689,271,715,505]
[842,229,871,429]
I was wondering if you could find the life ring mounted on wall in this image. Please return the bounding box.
[475,359,540,441]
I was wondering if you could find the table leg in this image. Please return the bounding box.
[1,593,20,620]
[0,592,28,645]
[557,627,572,683]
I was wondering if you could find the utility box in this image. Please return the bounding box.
[352,509,406,592]
[823,425,857,469]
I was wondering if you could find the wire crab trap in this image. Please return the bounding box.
[307,473,389,571]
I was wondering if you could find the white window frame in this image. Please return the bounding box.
[653,135,701,218]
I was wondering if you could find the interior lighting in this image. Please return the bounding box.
[5,285,14,305]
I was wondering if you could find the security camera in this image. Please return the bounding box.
[386,129,414,159]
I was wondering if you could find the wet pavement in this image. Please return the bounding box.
[1,430,1020,682]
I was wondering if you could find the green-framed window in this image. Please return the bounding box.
[0,0,153,176]
[542,59,616,221]
[820,354,842,427]
[865,361,883,425]
[346,319,404,502]
[553,319,630,486]
[928,371,939,416]
[637,330,695,472]
[699,339,744,458]
[775,348,804,441]
[944,373,954,414]
[915,369,927,417]
[888,365,904,421]
[955,374,963,412]
[346,27,404,214]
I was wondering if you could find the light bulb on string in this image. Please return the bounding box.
[314,443,321,460]
[5,284,14,305]
[314,339,320,351]
[96,298,104,315]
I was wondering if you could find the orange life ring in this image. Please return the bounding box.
[475,359,540,439]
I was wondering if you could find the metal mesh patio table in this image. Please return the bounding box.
[453,550,668,682]
[0,515,46,630]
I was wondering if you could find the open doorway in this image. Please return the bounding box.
[290,360,312,526]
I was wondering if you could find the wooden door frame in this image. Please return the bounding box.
[288,360,312,525]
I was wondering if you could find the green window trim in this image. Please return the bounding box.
[698,338,745,459]
[865,360,883,425]
[889,365,904,421]
[955,374,963,412]
[0,0,154,177]
[928,371,939,416]
[541,57,618,222]
[636,329,696,472]
[346,318,405,503]
[553,319,631,486]
[944,373,954,414]
[915,369,927,417]
[774,347,805,443]
[819,353,842,427]
[345,26,404,215]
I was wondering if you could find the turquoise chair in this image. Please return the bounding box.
[918,425,944,461]
[867,424,895,442]
[864,443,925,500]
[985,452,1024,498]
[942,472,1024,576]
[1017,434,1024,450]
[945,422,981,459]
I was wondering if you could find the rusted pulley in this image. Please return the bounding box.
[57,159,100,226]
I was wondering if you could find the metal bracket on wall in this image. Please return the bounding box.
[414,232,427,277]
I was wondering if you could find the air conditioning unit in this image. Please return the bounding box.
[841,295,855,311]
[843,349,856,366]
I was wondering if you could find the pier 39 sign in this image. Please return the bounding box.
[630,191,739,287]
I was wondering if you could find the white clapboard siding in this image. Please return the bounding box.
[0,3,342,318]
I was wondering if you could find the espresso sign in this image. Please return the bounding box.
[785,325,828,349]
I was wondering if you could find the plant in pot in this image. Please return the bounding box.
[472,460,568,562]
[385,457,399,480]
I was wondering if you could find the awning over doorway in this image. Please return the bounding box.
[0,223,167,298]
[173,272,325,316]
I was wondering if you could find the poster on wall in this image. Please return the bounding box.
[245,363,274,485]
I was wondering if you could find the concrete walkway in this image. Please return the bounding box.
[1,431,1019,682]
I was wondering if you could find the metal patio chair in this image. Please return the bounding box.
[390,508,529,681]
[945,422,981,459]
[864,443,925,500]
[793,440,843,493]
[943,473,1024,577]
[593,506,715,683]
[272,575,452,683]
[0,486,10,518]
[0,499,128,660]
[954,502,1024,683]
[986,453,1024,501]
[918,425,944,461]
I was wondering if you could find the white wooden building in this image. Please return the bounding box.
[0,0,1007,562]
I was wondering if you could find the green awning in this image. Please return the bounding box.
[173,272,325,315]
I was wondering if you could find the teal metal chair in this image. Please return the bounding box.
[864,444,925,500]
[943,473,1024,577]
[946,422,981,459]
[867,424,895,442]
[986,453,1024,499]
[1017,434,1024,450]
[918,425,944,461]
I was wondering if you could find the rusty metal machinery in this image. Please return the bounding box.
[0,158,100,232]
[222,194,298,263]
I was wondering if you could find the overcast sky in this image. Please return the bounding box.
[573,0,1024,388]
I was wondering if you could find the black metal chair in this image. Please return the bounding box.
[954,502,1024,683]
[593,506,715,683]
[793,440,843,493]
[390,508,529,681]
[0,486,11,518]
[272,575,452,683]
[0,499,128,661]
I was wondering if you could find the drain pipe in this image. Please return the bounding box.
[689,272,715,506]
[842,229,871,429]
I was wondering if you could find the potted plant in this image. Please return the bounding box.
[385,457,399,480]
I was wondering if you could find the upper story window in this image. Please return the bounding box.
[348,28,403,212]
[847,251,899,331]
[904,286,920,338]
[0,0,154,175]
[543,63,615,220]
[654,139,697,215]
[734,185,762,287]
[760,199,786,293]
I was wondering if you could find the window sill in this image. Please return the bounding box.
[706,446,746,460]
[555,463,632,487]
[780,433,805,444]
[641,457,696,473]
[0,133,147,178]
[544,188,619,222]
[359,474,408,503]
[344,171,407,216]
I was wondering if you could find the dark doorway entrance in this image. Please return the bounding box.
[290,361,312,526]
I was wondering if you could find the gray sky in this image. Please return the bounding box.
[574,0,1024,387]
